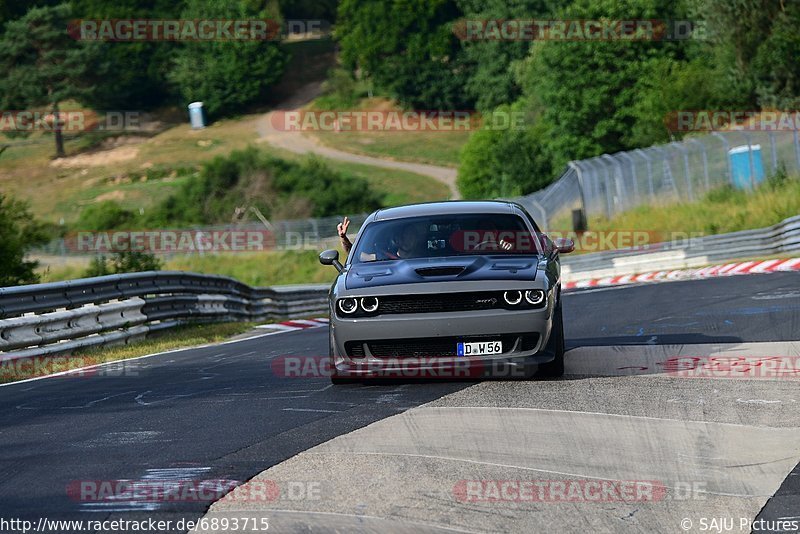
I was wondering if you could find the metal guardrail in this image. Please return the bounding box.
[0,272,330,361]
[561,215,800,280]
[4,215,799,361]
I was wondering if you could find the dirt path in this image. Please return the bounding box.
[256,82,460,199]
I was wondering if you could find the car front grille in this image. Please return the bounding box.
[377,292,501,314]
[345,334,539,359]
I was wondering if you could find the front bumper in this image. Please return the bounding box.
[330,305,555,379]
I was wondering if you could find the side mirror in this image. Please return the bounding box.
[319,249,343,272]
[553,238,575,254]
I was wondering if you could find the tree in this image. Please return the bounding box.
[456,0,566,112]
[168,0,288,118]
[71,0,179,109]
[337,0,471,109]
[0,194,49,287]
[689,0,784,107]
[0,4,101,158]
[751,1,800,109]
[458,102,554,198]
[518,0,690,170]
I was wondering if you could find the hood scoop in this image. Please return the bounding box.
[415,266,466,277]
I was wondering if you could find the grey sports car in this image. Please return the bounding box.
[318,201,574,384]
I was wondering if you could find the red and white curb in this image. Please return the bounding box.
[564,257,800,291]
[255,318,329,332]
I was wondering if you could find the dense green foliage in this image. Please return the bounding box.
[0,0,291,121]
[337,0,469,109]
[167,0,288,118]
[333,0,800,198]
[0,194,49,286]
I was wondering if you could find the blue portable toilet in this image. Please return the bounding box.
[728,145,765,189]
[188,102,206,129]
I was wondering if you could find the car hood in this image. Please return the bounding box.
[345,256,541,290]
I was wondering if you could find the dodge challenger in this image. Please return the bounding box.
[318,201,574,383]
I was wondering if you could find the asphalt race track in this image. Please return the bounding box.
[1,272,799,533]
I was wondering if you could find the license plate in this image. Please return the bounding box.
[457,341,502,357]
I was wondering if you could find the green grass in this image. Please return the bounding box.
[306,97,469,168]
[1,114,447,225]
[587,177,800,236]
[164,250,338,286]
[0,321,256,383]
[313,159,449,205]
[37,249,341,287]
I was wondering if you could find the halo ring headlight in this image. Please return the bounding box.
[525,290,545,305]
[338,297,358,314]
[360,297,379,313]
[503,290,523,306]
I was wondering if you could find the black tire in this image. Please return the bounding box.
[536,300,565,378]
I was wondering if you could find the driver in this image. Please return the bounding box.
[385,222,426,259]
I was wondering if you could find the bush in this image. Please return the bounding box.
[145,147,383,226]
[84,251,163,277]
[458,103,554,199]
[0,194,49,287]
[76,201,136,231]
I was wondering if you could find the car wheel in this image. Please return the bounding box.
[536,300,565,379]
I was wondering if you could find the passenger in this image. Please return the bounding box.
[338,216,352,254]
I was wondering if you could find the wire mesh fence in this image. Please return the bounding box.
[515,130,800,230]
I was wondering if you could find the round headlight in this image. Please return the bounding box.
[338,297,358,314]
[525,290,545,305]
[503,290,523,306]
[360,297,379,313]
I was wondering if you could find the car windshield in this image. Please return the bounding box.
[351,213,544,263]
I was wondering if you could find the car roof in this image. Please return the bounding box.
[372,200,519,221]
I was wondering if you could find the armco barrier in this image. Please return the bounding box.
[561,215,800,281]
[0,272,330,361]
[3,215,799,362]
